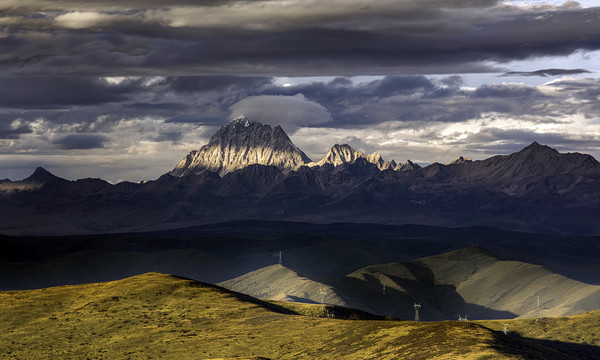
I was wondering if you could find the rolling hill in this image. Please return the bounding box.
[342,247,600,320]
[218,246,600,322]
[218,264,347,304]
[0,272,589,359]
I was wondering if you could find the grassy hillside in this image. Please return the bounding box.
[343,246,600,320]
[0,273,579,359]
[218,264,352,306]
[478,311,600,359]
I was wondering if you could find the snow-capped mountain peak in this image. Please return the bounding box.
[171,118,312,177]
[310,143,419,171]
[231,114,250,127]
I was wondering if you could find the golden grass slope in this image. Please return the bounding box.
[0,273,577,359]
[218,264,351,305]
[478,311,600,360]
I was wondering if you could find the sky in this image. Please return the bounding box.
[1,0,600,183]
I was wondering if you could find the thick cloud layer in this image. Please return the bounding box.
[54,134,109,150]
[2,72,600,181]
[1,1,600,181]
[1,1,599,76]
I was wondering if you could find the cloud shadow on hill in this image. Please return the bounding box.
[490,330,600,359]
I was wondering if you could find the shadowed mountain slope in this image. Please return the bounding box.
[218,264,352,306]
[2,221,600,294]
[343,247,600,320]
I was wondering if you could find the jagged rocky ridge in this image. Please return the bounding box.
[171,117,417,176]
[171,116,312,176]
[1,119,600,236]
[309,143,419,171]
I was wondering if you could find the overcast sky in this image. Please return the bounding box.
[1,0,600,182]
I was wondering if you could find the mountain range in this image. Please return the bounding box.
[1,117,600,235]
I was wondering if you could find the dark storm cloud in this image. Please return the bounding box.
[54,134,109,149]
[149,130,182,143]
[166,76,273,93]
[0,123,32,139]
[2,73,599,140]
[165,113,227,125]
[472,84,544,98]
[258,76,519,127]
[254,75,600,129]
[0,77,142,108]
[503,69,592,77]
[262,76,440,115]
[1,2,599,76]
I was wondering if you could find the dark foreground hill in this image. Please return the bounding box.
[0,272,593,359]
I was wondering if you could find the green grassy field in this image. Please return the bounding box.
[0,273,595,359]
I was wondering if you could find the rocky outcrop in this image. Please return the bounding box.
[448,156,472,165]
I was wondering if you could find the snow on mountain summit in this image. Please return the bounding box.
[170,118,312,177]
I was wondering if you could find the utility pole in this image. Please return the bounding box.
[320,289,327,310]
[414,303,421,322]
[273,251,282,266]
[537,295,540,310]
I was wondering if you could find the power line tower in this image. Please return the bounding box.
[537,295,540,309]
[382,283,386,296]
[414,303,421,322]
[503,323,509,335]
[320,289,327,310]
[273,251,282,266]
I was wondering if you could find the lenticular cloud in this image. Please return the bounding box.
[229,94,332,133]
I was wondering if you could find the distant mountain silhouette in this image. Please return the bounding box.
[1,119,600,235]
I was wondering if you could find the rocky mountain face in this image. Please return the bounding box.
[2,120,600,236]
[171,116,312,176]
[310,144,420,172]
[448,156,472,165]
